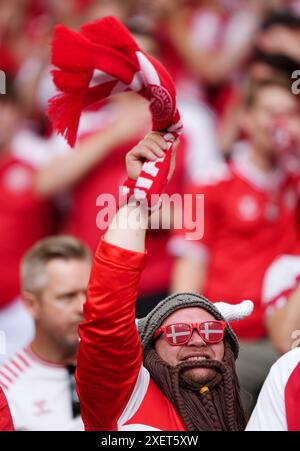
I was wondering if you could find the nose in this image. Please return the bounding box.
[187,329,207,347]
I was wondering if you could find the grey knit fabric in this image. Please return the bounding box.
[137,292,239,358]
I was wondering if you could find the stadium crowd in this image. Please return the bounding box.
[0,0,300,431]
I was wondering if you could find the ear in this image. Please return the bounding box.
[22,291,41,320]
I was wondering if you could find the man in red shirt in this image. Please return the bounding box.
[169,79,300,410]
[0,387,14,431]
[76,132,254,431]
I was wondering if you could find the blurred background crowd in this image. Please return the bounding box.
[0,0,300,430]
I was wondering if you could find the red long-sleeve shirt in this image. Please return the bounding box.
[76,239,186,431]
[0,387,14,431]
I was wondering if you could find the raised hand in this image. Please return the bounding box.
[125,132,179,182]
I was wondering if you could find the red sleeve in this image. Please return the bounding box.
[76,239,147,431]
[0,387,14,431]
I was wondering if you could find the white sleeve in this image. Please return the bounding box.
[179,101,222,185]
[245,365,287,431]
[223,11,258,52]
[11,130,70,169]
[246,349,300,431]
[262,255,300,317]
[167,235,210,262]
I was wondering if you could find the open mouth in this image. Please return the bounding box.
[182,354,211,362]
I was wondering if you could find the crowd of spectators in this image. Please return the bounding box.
[0,0,300,430]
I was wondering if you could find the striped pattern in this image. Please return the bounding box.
[0,349,31,391]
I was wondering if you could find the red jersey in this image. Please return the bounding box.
[76,240,186,431]
[0,152,57,309]
[0,386,14,431]
[169,143,300,339]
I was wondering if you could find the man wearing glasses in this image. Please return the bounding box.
[76,132,253,431]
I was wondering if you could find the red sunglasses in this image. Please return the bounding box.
[153,321,226,346]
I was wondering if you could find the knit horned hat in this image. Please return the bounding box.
[137,293,254,359]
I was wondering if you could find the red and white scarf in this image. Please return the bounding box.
[48,16,183,204]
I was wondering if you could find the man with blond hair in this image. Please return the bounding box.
[0,235,91,431]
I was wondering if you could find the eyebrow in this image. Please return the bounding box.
[55,289,87,298]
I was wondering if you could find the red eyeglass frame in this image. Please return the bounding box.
[153,320,226,346]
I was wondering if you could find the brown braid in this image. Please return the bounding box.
[143,340,246,431]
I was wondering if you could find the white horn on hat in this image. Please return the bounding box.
[214,300,254,322]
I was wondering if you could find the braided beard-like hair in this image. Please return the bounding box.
[143,340,246,431]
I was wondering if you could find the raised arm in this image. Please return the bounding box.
[164,7,258,86]
[76,133,176,430]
